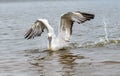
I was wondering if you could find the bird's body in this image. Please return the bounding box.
[25,11,95,50]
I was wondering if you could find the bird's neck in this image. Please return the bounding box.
[48,42,52,50]
[48,34,54,50]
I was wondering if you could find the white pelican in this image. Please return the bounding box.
[25,11,95,50]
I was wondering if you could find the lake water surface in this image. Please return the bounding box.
[0,0,120,76]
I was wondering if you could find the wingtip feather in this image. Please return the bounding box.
[81,12,95,20]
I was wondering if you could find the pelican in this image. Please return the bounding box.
[24,11,95,50]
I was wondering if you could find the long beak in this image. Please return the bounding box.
[48,36,52,50]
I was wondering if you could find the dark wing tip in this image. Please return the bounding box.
[81,12,95,20]
[75,11,95,20]
[24,28,34,39]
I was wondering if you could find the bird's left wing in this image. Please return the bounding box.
[24,19,49,39]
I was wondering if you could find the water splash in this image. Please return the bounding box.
[92,18,110,47]
[68,18,120,48]
[103,18,109,42]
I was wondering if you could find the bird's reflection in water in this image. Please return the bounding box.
[25,48,85,76]
[59,50,77,76]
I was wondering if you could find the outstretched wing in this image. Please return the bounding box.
[60,11,95,41]
[25,19,50,39]
[76,11,95,21]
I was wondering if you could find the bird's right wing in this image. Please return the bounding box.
[59,11,95,41]
[24,19,50,39]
